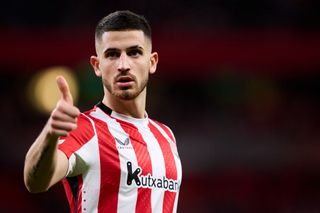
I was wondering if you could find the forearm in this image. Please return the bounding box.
[24,124,59,193]
[24,76,79,193]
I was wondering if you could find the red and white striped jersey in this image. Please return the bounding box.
[58,102,182,213]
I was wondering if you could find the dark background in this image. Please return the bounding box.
[1,0,320,212]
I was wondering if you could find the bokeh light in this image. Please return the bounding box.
[27,66,79,114]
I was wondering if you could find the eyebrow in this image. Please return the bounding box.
[104,48,119,54]
[103,45,144,54]
[126,45,144,51]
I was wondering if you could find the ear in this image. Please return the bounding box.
[90,56,102,77]
[149,52,158,74]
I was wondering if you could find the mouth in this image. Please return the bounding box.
[117,76,134,82]
[115,76,135,88]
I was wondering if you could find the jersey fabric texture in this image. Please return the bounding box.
[58,102,182,213]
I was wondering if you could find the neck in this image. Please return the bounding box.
[102,89,147,119]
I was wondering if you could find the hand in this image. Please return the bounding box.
[47,76,80,137]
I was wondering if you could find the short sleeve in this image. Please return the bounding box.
[58,113,95,177]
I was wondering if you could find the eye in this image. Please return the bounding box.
[127,49,142,57]
[105,51,120,59]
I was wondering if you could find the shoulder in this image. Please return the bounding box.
[73,112,95,136]
[59,111,96,149]
[75,105,104,132]
[58,107,100,158]
[149,118,176,144]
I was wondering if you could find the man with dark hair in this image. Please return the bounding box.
[24,10,182,213]
[95,10,152,40]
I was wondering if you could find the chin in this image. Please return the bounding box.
[115,90,137,100]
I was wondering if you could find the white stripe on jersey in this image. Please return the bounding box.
[149,119,183,212]
[90,108,139,213]
[136,123,166,213]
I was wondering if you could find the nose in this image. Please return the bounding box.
[117,53,130,72]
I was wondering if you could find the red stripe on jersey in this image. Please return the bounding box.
[59,112,94,212]
[62,175,83,213]
[119,121,153,213]
[62,178,76,213]
[149,122,178,213]
[152,120,176,144]
[58,113,95,158]
[77,176,83,213]
[92,116,121,213]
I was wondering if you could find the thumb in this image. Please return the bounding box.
[56,75,73,105]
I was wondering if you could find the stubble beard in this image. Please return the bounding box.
[103,75,149,100]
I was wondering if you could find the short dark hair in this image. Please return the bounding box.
[95,10,152,41]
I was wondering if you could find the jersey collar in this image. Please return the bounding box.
[96,101,149,126]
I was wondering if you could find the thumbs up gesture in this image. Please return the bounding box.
[47,76,80,137]
[56,76,74,105]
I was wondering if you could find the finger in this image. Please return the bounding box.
[51,121,78,132]
[47,116,78,137]
[51,109,78,123]
[56,101,80,118]
[49,129,70,137]
[56,75,73,105]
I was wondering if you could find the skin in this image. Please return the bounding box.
[23,30,158,193]
[24,76,79,192]
[90,30,158,118]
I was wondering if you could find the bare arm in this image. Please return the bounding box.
[24,76,80,193]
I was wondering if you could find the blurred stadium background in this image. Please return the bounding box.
[1,0,320,212]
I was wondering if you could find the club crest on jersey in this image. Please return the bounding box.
[126,161,179,192]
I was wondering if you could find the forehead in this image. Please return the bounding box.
[98,30,149,50]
